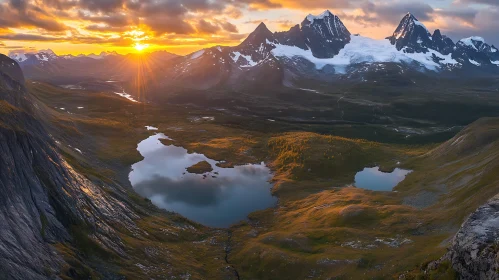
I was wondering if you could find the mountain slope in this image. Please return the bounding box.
[0,54,232,279]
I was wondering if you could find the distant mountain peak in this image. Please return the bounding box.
[305,10,334,24]
[388,12,433,53]
[393,12,430,38]
[404,12,417,19]
[39,49,56,55]
[254,22,269,32]
[459,36,485,49]
[240,22,275,48]
[432,29,455,55]
[453,36,499,66]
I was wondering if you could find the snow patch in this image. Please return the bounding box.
[469,59,481,66]
[10,53,28,62]
[413,19,429,32]
[306,10,333,24]
[114,90,139,103]
[459,37,485,50]
[231,52,242,63]
[145,126,158,131]
[239,54,258,67]
[231,52,258,67]
[190,50,205,59]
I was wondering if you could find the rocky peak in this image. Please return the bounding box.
[431,29,455,55]
[388,13,433,53]
[240,22,275,49]
[8,49,59,66]
[304,10,334,24]
[301,10,350,41]
[299,10,351,58]
[457,37,486,51]
[274,24,308,50]
[454,37,499,66]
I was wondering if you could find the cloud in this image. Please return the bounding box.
[440,7,499,46]
[220,21,238,33]
[0,0,497,54]
[9,0,28,12]
[196,19,221,34]
[0,1,67,31]
[436,8,478,25]
[359,1,435,25]
[456,0,499,6]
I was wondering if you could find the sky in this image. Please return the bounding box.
[0,0,498,56]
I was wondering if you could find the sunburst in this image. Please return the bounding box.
[134,43,149,52]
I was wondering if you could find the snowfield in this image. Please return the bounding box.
[271,35,458,71]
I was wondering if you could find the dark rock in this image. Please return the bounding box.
[440,194,499,279]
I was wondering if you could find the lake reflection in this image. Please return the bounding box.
[354,167,412,191]
[129,133,277,228]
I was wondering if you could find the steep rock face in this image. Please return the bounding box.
[233,22,278,67]
[388,13,433,53]
[299,10,351,58]
[0,55,25,84]
[0,54,139,279]
[431,29,455,55]
[274,24,307,50]
[446,194,499,279]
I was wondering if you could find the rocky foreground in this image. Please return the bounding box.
[445,194,499,279]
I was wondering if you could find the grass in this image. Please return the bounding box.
[26,80,499,279]
[186,161,213,174]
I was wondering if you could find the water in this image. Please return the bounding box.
[354,167,412,191]
[129,133,277,228]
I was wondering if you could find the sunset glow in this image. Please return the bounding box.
[0,0,497,56]
[134,43,149,52]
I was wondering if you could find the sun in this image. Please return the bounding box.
[134,43,149,52]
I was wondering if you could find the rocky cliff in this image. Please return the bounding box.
[0,54,232,279]
[0,54,141,279]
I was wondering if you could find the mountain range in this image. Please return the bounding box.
[7,11,499,91]
[162,11,498,89]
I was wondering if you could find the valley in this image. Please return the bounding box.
[1,6,499,280]
[18,76,498,279]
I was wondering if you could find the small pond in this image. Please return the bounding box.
[354,167,412,191]
[129,133,277,228]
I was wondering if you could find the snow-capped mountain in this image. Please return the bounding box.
[386,14,498,68]
[453,37,499,66]
[9,49,58,65]
[387,13,434,53]
[8,11,499,91]
[9,50,121,66]
[83,51,119,60]
[293,10,351,58]
[163,10,499,90]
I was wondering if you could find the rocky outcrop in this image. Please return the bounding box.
[445,194,499,279]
